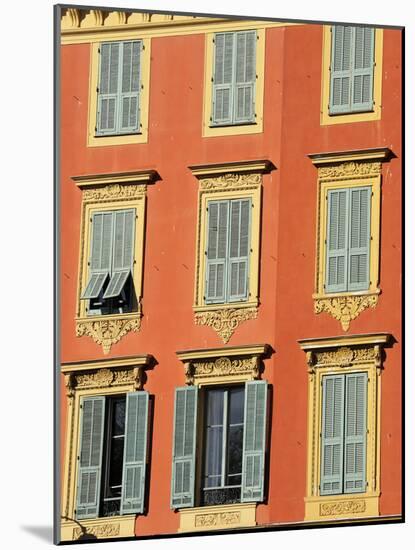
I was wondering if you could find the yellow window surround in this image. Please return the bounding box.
[60,355,153,542]
[309,147,392,331]
[202,28,265,138]
[72,169,159,354]
[320,26,383,126]
[299,333,391,522]
[87,38,151,147]
[189,160,275,343]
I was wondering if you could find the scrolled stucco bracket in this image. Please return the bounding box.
[314,292,379,331]
[194,306,258,344]
[75,314,141,355]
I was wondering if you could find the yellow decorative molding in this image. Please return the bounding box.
[309,147,391,167]
[189,159,274,178]
[62,354,151,373]
[178,502,256,532]
[72,170,158,188]
[305,493,379,521]
[298,332,390,351]
[195,306,258,344]
[313,292,379,331]
[61,514,136,541]
[75,314,141,355]
[176,343,269,361]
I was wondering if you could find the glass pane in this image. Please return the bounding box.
[108,438,124,496]
[227,425,243,479]
[229,386,244,425]
[112,398,126,436]
[206,388,224,426]
[204,426,223,487]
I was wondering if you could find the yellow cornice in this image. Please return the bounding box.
[61,354,152,373]
[298,333,391,351]
[308,147,393,166]
[72,169,159,188]
[189,159,275,177]
[176,344,270,362]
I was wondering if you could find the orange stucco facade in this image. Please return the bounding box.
[59,9,402,541]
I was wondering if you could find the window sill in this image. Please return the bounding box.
[61,515,136,542]
[178,502,256,533]
[304,493,379,522]
[202,121,262,138]
[75,310,141,355]
[193,302,259,343]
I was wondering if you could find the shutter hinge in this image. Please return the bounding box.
[142,44,145,50]
[96,87,99,93]
[98,47,100,53]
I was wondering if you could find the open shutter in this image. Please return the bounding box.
[76,396,105,519]
[329,26,353,114]
[348,187,371,291]
[326,189,349,293]
[119,41,141,133]
[121,391,149,514]
[351,27,375,112]
[206,201,229,303]
[81,211,113,299]
[234,31,256,123]
[103,209,136,299]
[241,380,267,502]
[212,32,234,125]
[97,42,120,135]
[344,373,367,493]
[228,199,251,301]
[320,375,345,495]
[171,386,198,509]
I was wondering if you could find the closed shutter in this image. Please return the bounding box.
[171,386,198,509]
[351,28,375,112]
[120,41,141,133]
[228,199,251,301]
[212,33,234,125]
[234,31,256,123]
[344,373,367,493]
[97,42,120,134]
[206,201,229,303]
[329,26,353,114]
[81,212,113,299]
[121,391,149,514]
[76,396,106,519]
[326,189,349,293]
[348,187,371,291]
[320,375,344,495]
[103,209,136,299]
[241,380,267,502]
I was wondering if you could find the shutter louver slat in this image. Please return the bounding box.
[228,199,250,301]
[206,201,229,303]
[212,33,234,124]
[348,187,371,291]
[326,190,348,292]
[344,373,367,493]
[351,28,374,112]
[120,41,141,133]
[81,212,113,299]
[330,26,352,114]
[234,31,256,123]
[97,43,120,134]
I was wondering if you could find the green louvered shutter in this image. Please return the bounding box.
[320,375,345,495]
[348,187,371,291]
[206,201,229,303]
[241,380,267,502]
[103,209,136,299]
[121,391,149,514]
[330,26,353,114]
[344,373,367,493]
[76,396,106,519]
[234,31,256,123]
[351,28,375,112]
[326,189,349,293]
[119,41,141,133]
[97,42,120,134]
[81,211,113,299]
[228,199,251,301]
[171,386,198,509]
[212,32,234,125]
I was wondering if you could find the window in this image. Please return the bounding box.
[320,26,383,125]
[76,391,149,520]
[80,208,136,316]
[170,380,267,510]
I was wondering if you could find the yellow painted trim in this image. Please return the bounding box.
[62,354,152,373]
[61,515,136,542]
[178,502,256,532]
[87,38,151,147]
[298,333,391,350]
[309,147,391,165]
[320,26,383,126]
[176,344,269,361]
[304,493,380,522]
[202,28,265,137]
[72,170,158,187]
[189,159,273,176]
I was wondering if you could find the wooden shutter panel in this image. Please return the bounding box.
[344,373,367,493]
[351,28,375,112]
[320,375,344,495]
[81,211,113,299]
[348,187,371,291]
[329,26,353,114]
[212,32,234,125]
[241,380,267,502]
[97,42,120,134]
[206,201,229,303]
[121,392,149,514]
[171,386,198,509]
[228,199,251,301]
[234,31,256,123]
[119,41,141,133]
[76,396,106,519]
[326,189,349,293]
[103,209,136,298]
